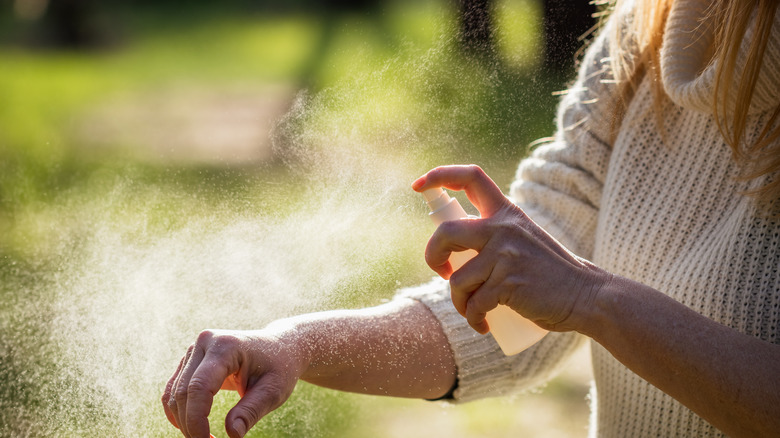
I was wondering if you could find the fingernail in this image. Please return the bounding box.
[411,176,426,191]
[233,418,247,437]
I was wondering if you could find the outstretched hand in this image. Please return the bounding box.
[162,328,307,438]
[412,165,609,334]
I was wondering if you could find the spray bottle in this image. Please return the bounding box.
[421,188,547,356]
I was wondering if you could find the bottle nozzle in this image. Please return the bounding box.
[421,188,451,212]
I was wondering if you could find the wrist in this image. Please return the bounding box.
[567,266,617,338]
[265,316,317,380]
[574,272,646,342]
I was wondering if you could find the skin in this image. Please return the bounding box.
[162,300,456,438]
[163,164,780,438]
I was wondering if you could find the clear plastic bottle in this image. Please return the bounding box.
[421,187,548,355]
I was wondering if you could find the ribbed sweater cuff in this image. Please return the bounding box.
[397,278,518,403]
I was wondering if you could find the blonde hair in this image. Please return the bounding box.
[606,0,780,206]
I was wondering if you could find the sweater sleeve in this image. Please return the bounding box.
[399,18,621,403]
[510,15,618,260]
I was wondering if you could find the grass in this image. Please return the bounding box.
[0,0,588,437]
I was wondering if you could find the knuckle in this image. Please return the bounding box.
[205,330,246,357]
[187,376,211,395]
[466,164,484,177]
[502,274,524,291]
[448,271,462,288]
[438,220,460,236]
[449,271,469,292]
[167,394,179,409]
[162,392,175,411]
[493,245,525,266]
[196,329,216,346]
[173,385,188,404]
[496,243,521,260]
[214,333,242,351]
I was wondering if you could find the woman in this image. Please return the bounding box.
[162,0,780,437]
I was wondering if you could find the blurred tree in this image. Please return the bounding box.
[296,0,389,88]
[322,0,376,8]
[457,0,495,58]
[43,0,100,47]
[11,0,113,49]
[456,0,597,69]
[13,0,48,21]
[542,0,597,71]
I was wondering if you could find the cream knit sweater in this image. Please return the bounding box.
[401,0,780,436]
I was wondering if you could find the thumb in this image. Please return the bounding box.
[225,373,292,438]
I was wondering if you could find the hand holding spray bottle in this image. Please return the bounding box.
[420,187,547,356]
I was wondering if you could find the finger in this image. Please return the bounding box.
[453,255,513,334]
[464,284,498,335]
[185,351,238,438]
[448,255,492,317]
[412,165,511,217]
[170,346,195,436]
[163,355,187,430]
[425,218,488,278]
[225,373,292,438]
[173,344,206,437]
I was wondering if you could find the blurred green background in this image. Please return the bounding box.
[0,0,595,436]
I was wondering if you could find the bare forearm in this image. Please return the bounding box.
[582,275,780,438]
[270,298,457,399]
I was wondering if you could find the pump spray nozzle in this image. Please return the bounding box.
[421,188,451,212]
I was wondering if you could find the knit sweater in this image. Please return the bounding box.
[401,0,780,436]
